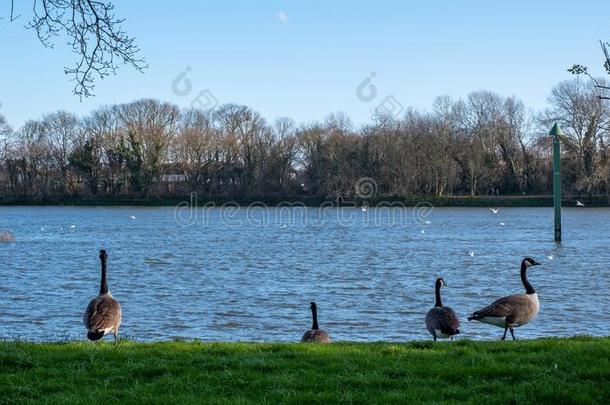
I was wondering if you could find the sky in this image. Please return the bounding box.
[0,0,609,129]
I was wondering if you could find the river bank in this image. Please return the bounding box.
[1,337,608,403]
[1,194,609,207]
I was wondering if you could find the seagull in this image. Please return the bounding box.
[420,229,425,234]
[499,222,506,226]
[469,251,475,257]
[424,220,432,225]
[576,200,585,207]
[547,255,554,260]
[40,227,45,231]
[490,208,500,214]
[69,225,76,229]
[129,215,136,220]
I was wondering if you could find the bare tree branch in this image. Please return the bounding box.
[601,40,610,74]
[9,0,21,21]
[5,0,147,98]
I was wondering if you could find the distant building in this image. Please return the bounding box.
[160,173,186,183]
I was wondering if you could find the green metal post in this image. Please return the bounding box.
[550,123,563,242]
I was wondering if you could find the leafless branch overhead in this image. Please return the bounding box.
[16,0,147,98]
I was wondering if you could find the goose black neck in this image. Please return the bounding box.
[100,255,108,295]
[435,282,443,307]
[311,305,319,330]
[521,261,535,294]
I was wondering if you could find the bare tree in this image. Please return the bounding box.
[172,108,217,194]
[215,104,268,196]
[115,99,179,195]
[40,111,80,193]
[544,78,610,198]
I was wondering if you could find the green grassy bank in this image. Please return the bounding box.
[1,337,609,404]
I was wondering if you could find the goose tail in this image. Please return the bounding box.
[87,330,105,341]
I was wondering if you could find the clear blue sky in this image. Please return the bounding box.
[1,0,609,128]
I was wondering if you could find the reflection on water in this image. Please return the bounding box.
[0,206,609,342]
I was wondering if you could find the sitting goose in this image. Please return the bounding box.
[425,278,461,341]
[0,230,14,242]
[300,302,331,343]
[83,250,122,341]
[468,257,541,340]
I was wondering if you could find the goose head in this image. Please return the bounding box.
[310,301,317,311]
[99,249,108,261]
[522,257,541,267]
[435,277,447,288]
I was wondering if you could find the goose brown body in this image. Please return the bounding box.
[300,329,331,343]
[84,250,122,341]
[301,302,331,343]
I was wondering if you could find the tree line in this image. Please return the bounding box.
[1,78,609,201]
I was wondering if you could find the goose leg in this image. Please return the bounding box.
[501,327,508,341]
[113,330,118,342]
[509,328,516,341]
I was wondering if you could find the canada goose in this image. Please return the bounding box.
[425,278,461,341]
[300,302,331,343]
[576,200,585,207]
[83,250,122,341]
[0,230,14,242]
[468,257,541,340]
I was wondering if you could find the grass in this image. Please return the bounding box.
[1,337,609,404]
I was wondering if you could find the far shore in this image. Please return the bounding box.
[1,194,609,208]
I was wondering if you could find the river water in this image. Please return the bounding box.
[0,205,608,342]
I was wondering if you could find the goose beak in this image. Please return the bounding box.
[532,261,541,266]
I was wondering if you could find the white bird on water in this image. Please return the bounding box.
[361,203,368,212]
[499,222,506,226]
[469,251,475,257]
[490,208,500,214]
[576,200,585,207]
[547,254,554,260]
[129,215,136,220]
[69,225,76,229]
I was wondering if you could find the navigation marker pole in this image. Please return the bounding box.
[550,122,563,242]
